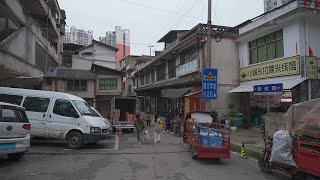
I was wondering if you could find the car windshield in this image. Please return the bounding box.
[72,101,99,117]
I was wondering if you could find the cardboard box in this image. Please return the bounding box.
[127,114,135,124]
[114,109,120,113]
[125,112,129,120]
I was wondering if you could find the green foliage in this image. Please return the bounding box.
[228,103,235,109]
[210,109,218,123]
[228,102,236,119]
[229,119,236,126]
[228,111,236,118]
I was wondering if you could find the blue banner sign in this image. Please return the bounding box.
[254,83,283,93]
[202,68,218,100]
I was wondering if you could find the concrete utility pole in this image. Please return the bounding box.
[207,0,212,68]
[206,0,212,111]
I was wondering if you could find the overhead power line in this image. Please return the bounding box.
[118,0,202,20]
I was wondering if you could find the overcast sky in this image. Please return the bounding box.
[59,0,264,55]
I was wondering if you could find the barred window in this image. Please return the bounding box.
[67,80,87,91]
[99,78,118,90]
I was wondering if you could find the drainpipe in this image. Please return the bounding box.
[93,79,97,108]
[54,79,58,91]
[305,20,312,101]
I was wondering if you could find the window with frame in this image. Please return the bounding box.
[132,78,136,87]
[157,61,166,81]
[23,97,50,113]
[141,75,145,86]
[145,71,150,84]
[67,80,87,91]
[1,108,28,123]
[0,94,23,105]
[151,69,155,83]
[249,30,284,64]
[99,78,118,90]
[53,100,77,117]
[168,59,176,79]
[62,54,72,67]
[180,45,198,64]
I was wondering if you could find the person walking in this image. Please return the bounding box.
[174,114,183,136]
[165,112,171,133]
[146,112,151,127]
[134,114,145,144]
[154,115,162,143]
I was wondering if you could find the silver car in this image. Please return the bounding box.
[0,102,31,160]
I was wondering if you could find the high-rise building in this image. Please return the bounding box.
[64,26,93,46]
[264,0,293,12]
[99,31,116,47]
[99,26,130,64]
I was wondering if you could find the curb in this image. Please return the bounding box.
[230,143,262,159]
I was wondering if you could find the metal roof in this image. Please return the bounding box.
[229,77,307,93]
[162,88,191,98]
[136,75,201,91]
[45,67,96,80]
[185,90,202,97]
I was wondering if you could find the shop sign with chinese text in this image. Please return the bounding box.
[306,56,318,79]
[254,83,283,95]
[240,56,300,82]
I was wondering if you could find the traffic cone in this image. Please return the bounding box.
[240,142,247,159]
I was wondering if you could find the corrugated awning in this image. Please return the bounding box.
[185,90,202,97]
[162,88,191,98]
[229,77,308,93]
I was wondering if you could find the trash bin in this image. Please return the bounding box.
[253,116,260,127]
[234,116,244,128]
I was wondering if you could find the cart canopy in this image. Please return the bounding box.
[190,112,212,124]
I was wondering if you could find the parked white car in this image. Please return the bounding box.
[0,102,31,160]
[0,87,111,150]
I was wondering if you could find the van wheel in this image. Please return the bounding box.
[8,152,24,161]
[66,131,84,150]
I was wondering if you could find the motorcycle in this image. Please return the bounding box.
[258,136,320,180]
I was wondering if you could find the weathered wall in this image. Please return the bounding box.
[56,79,95,98]
[209,38,240,115]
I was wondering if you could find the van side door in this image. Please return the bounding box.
[22,97,51,137]
[45,99,78,139]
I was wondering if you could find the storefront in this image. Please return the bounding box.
[183,90,206,118]
[230,56,309,127]
[161,88,191,116]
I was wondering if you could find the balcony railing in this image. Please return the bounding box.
[180,24,238,42]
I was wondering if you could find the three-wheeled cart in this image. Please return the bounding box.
[183,111,230,159]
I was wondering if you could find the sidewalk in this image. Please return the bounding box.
[230,127,264,158]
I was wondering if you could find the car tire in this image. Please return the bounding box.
[66,131,84,150]
[8,152,24,161]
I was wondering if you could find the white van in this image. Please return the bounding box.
[0,87,111,150]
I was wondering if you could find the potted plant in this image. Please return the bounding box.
[229,119,237,131]
[210,109,218,123]
[228,103,236,120]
